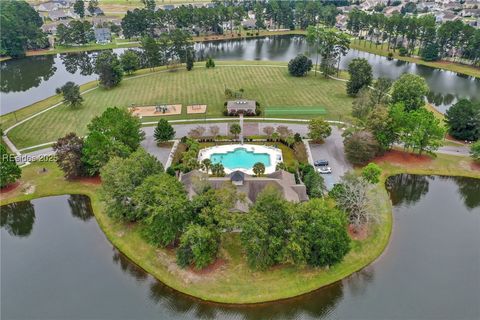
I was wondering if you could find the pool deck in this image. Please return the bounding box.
[198,144,283,175]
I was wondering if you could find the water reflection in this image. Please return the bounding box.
[0,55,56,93]
[1,179,479,319]
[60,52,94,76]
[2,35,480,115]
[386,174,431,207]
[0,200,35,237]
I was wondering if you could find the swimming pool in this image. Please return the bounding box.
[210,147,271,170]
[198,144,283,175]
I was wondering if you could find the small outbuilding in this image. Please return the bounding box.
[226,100,256,116]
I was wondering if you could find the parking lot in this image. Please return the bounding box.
[308,127,352,190]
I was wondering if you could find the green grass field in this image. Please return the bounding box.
[6,62,353,149]
[265,106,327,116]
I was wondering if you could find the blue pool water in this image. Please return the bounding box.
[210,148,271,170]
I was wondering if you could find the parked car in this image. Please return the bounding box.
[314,159,329,167]
[317,166,332,174]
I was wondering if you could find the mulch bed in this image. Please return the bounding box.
[470,161,480,171]
[189,259,226,275]
[74,176,102,185]
[373,150,432,166]
[0,181,20,193]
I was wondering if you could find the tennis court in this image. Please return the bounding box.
[264,106,327,117]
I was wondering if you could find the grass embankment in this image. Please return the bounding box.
[0,160,390,304]
[5,62,353,149]
[349,39,480,79]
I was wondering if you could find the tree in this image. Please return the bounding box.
[56,20,94,45]
[351,88,374,122]
[154,119,175,143]
[201,158,212,173]
[346,58,373,96]
[177,224,220,269]
[133,173,192,247]
[470,141,480,162]
[186,48,194,71]
[288,54,313,77]
[0,0,47,57]
[288,199,350,267]
[230,123,241,139]
[120,50,140,75]
[73,0,85,18]
[403,108,445,154]
[366,106,397,151]
[252,162,265,176]
[391,74,429,112]
[330,173,379,230]
[100,149,164,221]
[87,0,99,15]
[52,132,85,179]
[303,169,325,198]
[141,36,161,69]
[308,118,331,142]
[263,126,275,139]
[94,51,123,88]
[445,99,480,141]
[82,107,144,175]
[369,77,392,107]
[0,145,21,188]
[344,131,380,165]
[241,186,293,270]
[306,25,350,77]
[205,57,215,68]
[56,82,83,108]
[211,163,225,177]
[421,42,439,61]
[361,163,382,184]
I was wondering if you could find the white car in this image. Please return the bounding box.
[317,166,332,174]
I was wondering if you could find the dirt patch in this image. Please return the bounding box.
[445,134,467,145]
[0,181,20,193]
[470,161,480,171]
[189,259,227,275]
[349,224,368,241]
[374,150,433,166]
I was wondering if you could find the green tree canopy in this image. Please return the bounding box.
[241,186,293,270]
[0,0,47,57]
[346,58,373,96]
[52,132,85,179]
[56,81,83,108]
[288,54,313,77]
[73,0,85,18]
[288,199,350,267]
[82,107,144,174]
[94,51,124,88]
[361,163,382,184]
[120,50,140,75]
[230,123,241,138]
[470,141,480,162]
[308,118,332,142]
[391,74,429,112]
[0,145,21,188]
[154,119,175,143]
[252,162,266,176]
[176,224,220,270]
[100,149,164,221]
[133,173,192,247]
[445,99,480,141]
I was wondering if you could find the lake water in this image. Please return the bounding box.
[1,36,479,114]
[1,175,479,319]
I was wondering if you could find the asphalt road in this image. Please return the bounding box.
[309,127,352,190]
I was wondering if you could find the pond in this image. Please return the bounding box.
[1,36,479,114]
[1,175,479,319]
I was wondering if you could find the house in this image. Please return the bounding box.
[36,1,60,12]
[462,9,480,17]
[464,1,479,9]
[336,14,348,31]
[48,9,72,21]
[241,18,257,29]
[226,100,257,116]
[385,5,403,16]
[94,28,111,44]
[41,22,62,34]
[180,170,308,213]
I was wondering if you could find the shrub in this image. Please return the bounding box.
[288,54,313,77]
[177,224,220,269]
[343,131,380,165]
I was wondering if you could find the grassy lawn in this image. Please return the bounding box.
[0,161,391,303]
[349,39,480,79]
[6,62,353,149]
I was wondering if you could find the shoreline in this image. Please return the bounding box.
[0,161,391,304]
[1,29,479,78]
